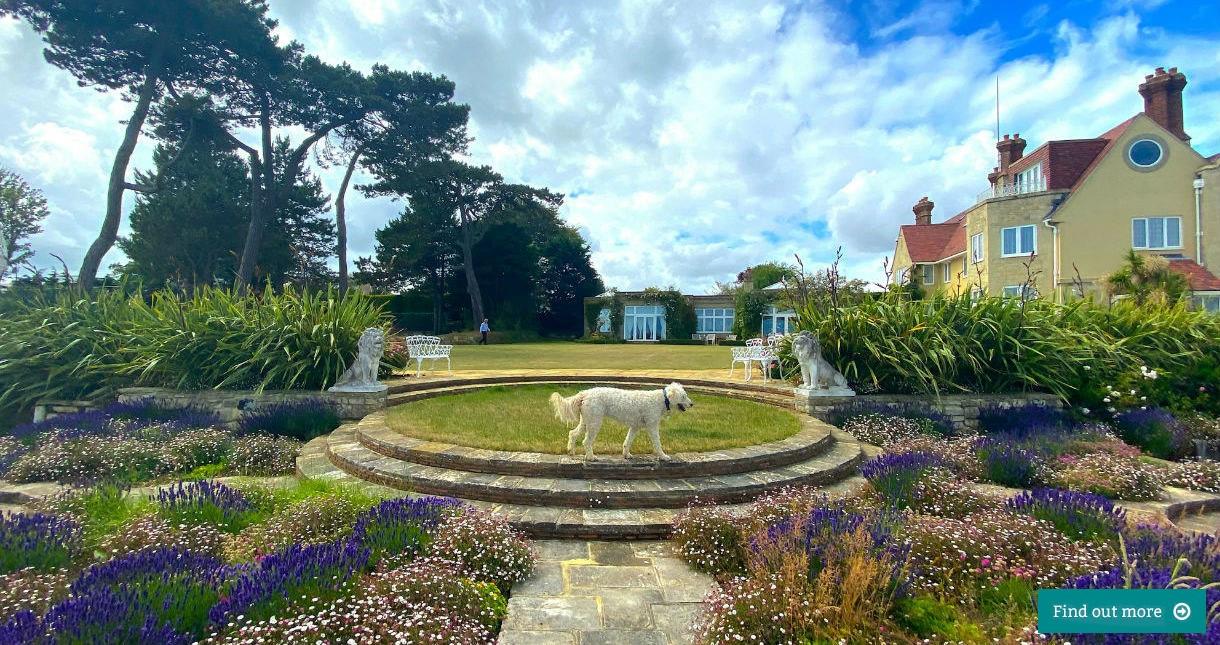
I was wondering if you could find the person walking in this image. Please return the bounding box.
[479,318,490,345]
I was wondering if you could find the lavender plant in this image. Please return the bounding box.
[975,439,1043,488]
[859,452,944,506]
[976,403,1071,438]
[208,538,370,625]
[155,480,258,533]
[1006,488,1127,541]
[237,398,341,441]
[69,547,229,638]
[351,496,463,569]
[1113,407,1192,460]
[0,512,82,573]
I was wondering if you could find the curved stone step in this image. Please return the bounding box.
[354,411,835,480]
[386,379,794,409]
[386,373,792,397]
[324,425,864,509]
[297,435,867,539]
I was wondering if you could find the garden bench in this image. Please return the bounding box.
[405,335,453,377]
[728,339,775,382]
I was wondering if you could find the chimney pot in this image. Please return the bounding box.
[1139,67,1189,141]
[995,133,1027,177]
[912,196,935,226]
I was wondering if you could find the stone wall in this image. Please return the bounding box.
[795,391,1062,432]
[117,387,387,428]
[32,400,99,423]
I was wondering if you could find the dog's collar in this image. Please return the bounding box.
[662,389,671,411]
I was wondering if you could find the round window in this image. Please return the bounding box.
[1128,138,1164,168]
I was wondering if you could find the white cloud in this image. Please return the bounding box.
[0,2,1216,293]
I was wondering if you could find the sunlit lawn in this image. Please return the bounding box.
[386,384,800,454]
[445,342,729,372]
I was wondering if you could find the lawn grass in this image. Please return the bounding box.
[443,342,730,372]
[385,384,801,454]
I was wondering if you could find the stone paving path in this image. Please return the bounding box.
[499,540,713,645]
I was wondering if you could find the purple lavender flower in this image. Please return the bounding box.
[860,451,945,507]
[0,610,41,644]
[1066,564,1220,644]
[0,511,82,573]
[977,403,1070,437]
[974,438,1041,487]
[155,480,255,532]
[71,547,229,596]
[352,496,463,565]
[105,398,222,430]
[236,398,341,441]
[42,584,195,645]
[1113,407,1191,460]
[1007,488,1126,541]
[208,537,370,625]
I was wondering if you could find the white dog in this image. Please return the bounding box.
[550,382,694,460]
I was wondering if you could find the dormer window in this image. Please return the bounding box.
[1014,163,1044,192]
[1128,138,1164,169]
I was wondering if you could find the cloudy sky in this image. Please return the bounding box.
[1,0,1218,292]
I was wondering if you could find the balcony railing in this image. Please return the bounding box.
[976,178,1047,203]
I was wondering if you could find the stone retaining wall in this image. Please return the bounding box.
[117,387,386,428]
[795,391,1063,431]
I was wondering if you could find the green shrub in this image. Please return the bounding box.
[892,596,984,640]
[791,293,1220,400]
[0,286,388,419]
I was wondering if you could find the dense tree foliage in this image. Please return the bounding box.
[2,0,280,287]
[0,167,50,278]
[357,191,602,336]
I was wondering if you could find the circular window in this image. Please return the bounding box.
[1128,138,1164,168]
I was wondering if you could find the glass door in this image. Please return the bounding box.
[623,306,666,341]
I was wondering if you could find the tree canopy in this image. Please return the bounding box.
[0,168,50,278]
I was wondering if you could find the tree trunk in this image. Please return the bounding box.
[78,55,163,288]
[458,205,484,326]
[235,94,276,293]
[335,145,365,296]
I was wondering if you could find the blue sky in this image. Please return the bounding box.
[1,0,1217,291]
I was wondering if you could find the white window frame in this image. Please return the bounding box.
[970,233,984,264]
[1002,285,1036,300]
[1192,293,1220,313]
[597,307,611,333]
[1128,139,1164,168]
[1000,225,1037,258]
[1014,162,1045,193]
[943,262,951,282]
[1132,216,1182,250]
[922,264,935,285]
[695,307,734,334]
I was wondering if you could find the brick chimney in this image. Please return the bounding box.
[996,133,1026,174]
[912,196,934,225]
[1139,67,1189,141]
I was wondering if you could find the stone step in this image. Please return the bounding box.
[386,373,791,397]
[354,411,835,480]
[385,379,794,409]
[324,425,864,509]
[297,435,867,540]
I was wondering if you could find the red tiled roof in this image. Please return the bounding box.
[1069,115,1138,190]
[1168,258,1220,292]
[899,222,966,263]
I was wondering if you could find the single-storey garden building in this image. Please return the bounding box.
[582,287,797,341]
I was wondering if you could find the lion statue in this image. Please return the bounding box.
[791,330,849,391]
[329,327,386,392]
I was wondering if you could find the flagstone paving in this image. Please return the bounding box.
[499,540,713,645]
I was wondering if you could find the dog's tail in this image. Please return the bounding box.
[550,391,583,426]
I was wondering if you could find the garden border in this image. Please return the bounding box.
[117,387,387,428]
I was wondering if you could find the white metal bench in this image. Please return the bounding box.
[405,335,453,376]
[728,339,775,382]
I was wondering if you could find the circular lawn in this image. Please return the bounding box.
[385,384,801,455]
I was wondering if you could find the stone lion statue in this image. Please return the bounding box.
[329,327,386,392]
[792,330,849,390]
